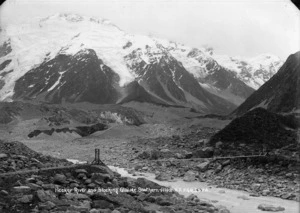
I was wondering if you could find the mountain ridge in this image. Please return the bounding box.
[232,51,300,115]
[0,13,283,113]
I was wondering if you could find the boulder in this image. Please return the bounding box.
[71,200,91,212]
[36,189,57,202]
[53,174,66,184]
[221,160,231,166]
[77,173,87,179]
[196,162,210,172]
[218,207,230,213]
[136,177,162,189]
[17,195,33,203]
[13,186,31,193]
[75,169,88,174]
[92,173,111,183]
[192,147,214,158]
[27,183,42,190]
[198,139,208,146]
[184,151,193,159]
[92,200,114,209]
[257,204,285,212]
[155,172,173,181]
[39,201,56,210]
[90,165,115,177]
[215,141,223,149]
[183,171,197,182]
[41,184,56,190]
[156,198,173,206]
[187,194,198,201]
[65,193,90,200]
[138,149,160,160]
[0,190,8,196]
[0,153,8,159]
[175,153,184,159]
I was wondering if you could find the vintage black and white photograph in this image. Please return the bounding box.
[0,0,299,212]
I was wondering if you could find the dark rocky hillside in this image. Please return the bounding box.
[209,108,298,156]
[233,51,300,115]
[13,49,119,104]
[201,66,255,99]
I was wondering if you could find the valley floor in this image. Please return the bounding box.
[1,104,299,213]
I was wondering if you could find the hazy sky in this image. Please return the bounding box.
[0,0,299,60]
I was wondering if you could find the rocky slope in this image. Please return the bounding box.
[209,108,298,156]
[0,140,229,213]
[232,51,300,115]
[94,124,299,202]
[0,140,72,172]
[0,13,281,112]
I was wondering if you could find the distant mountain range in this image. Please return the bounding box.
[214,53,283,90]
[0,13,284,114]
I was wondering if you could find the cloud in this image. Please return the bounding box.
[0,0,299,59]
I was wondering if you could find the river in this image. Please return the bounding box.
[108,166,299,213]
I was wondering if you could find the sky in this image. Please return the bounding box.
[0,0,299,60]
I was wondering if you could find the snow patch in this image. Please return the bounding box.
[47,71,65,92]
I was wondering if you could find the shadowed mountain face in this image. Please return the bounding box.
[13,49,119,104]
[183,48,255,101]
[125,46,236,114]
[118,81,170,106]
[233,51,300,115]
[12,45,236,114]
[200,65,255,99]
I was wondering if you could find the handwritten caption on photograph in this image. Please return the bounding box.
[55,187,209,194]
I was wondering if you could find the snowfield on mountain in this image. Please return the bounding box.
[0,13,282,113]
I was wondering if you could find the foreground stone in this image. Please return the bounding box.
[183,170,197,182]
[257,204,285,212]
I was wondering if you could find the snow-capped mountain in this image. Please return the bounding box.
[166,45,255,105]
[0,13,281,113]
[214,53,283,89]
[233,51,300,115]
